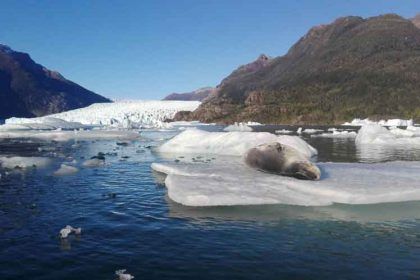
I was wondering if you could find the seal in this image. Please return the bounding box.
[244,142,321,180]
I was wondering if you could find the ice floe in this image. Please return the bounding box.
[312,130,357,139]
[223,122,253,132]
[59,225,82,238]
[156,129,317,158]
[275,129,293,134]
[356,124,420,145]
[343,118,414,127]
[152,160,420,207]
[115,269,135,280]
[6,100,200,129]
[0,156,51,169]
[0,128,140,141]
[54,164,79,176]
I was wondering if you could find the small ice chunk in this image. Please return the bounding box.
[312,130,357,138]
[82,158,105,167]
[115,269,134,280]
[59,225,82,239]
[54,164,79,176]
[275,129,293,134]
[302,128,323,134]
[0,156,51,169]
[223,122,253,132]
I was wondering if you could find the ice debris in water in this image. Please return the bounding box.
[223,122,253,132]
[53,164,79,176]
[0,156,51,169]
[343,118,414,126]
[59,225,82,238]
[312,130,357,138]
[115,269,134,280]
[356,124,420,145]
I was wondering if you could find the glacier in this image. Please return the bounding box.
[5,100,200,129]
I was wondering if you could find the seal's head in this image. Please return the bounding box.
[286,161,321,180]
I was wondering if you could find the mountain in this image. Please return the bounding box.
[163,87,216,101]
[0,44,110,119]
[185,14,420,124]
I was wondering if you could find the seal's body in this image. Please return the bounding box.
[245,142,321,180]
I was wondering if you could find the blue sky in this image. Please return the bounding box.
[1,0,419,99]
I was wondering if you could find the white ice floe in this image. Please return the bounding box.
[156,129,317,158]
[302,128,323,134]
[59,225,82,238]
[356,124,420,145]
[223,122,253,132]
[275,129,293,134]
[6,101,200,129]
[152,160,420,207]
[0,156,51,169]
[0,129,140,141]
[3,117,87,130]
[312,130,357,139]
[53,164,79,176]
[115,269,134,280]
[82,158,105,167]
[343,118,414,127]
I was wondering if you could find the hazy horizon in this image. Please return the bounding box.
[1,0,420,100]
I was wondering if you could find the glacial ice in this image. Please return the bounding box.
[6,100,200,129]
[343,118,414,127]
[156,129,317,158]
[356,124,420,145]
[0,128,140,141]
[152,160,420,207]
[223,122,253,132]
[0,156,51,169]
[54,164,79,176]
[312,130,357,138]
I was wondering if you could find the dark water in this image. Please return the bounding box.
[1,126,420,280]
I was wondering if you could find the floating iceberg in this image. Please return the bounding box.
[355,124,420,145]
[0,156,51,169]
[59,225,82,239]
[343,118,414,127]
[223,122,253,132]
[54,164,79,176]
[5,100,200,129]
[302,128,323,134]
[156,129,317,158]
[152,160,420,207]
[312,130,357,139]
[275,129,293,134]
[0,128,140,141]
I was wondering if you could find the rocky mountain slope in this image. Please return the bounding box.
[163,87,216,101]
[0,44,110,119]
[185,14,420,124]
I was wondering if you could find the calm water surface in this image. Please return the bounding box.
[1,126,420,280]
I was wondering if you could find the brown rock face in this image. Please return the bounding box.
[187,14,420,124]
[0,44,110,119]
[163,87,216,101]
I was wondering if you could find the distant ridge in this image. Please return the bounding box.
[0,44,110,119]
[163,87,216,101]
[180,14,420,124]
